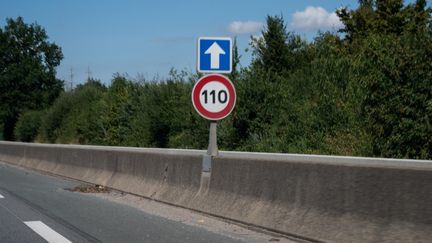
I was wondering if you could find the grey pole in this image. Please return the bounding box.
[207,121,218,156]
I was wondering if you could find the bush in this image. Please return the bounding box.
[39,80,107,143]
[14,110,45,142]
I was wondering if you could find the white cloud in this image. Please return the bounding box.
[291,6,343,31]
[228,21,263,35]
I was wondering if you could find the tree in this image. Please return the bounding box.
[39,79,107,144]
[251,15,290,75]
[337,0,431,42]
[228,37,241,81]
[102,75,133,145]
[0,17,63,140]
[338,0,432,159]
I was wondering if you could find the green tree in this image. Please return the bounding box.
[228,37,241,81]
[0,17,63,140]
[39,80,106,144]
[338,0,432,158]
[71,80,107,144]
[102,75,133,145]
[357,32,432,159]
[251,15,291,75]
[337,0,431,41]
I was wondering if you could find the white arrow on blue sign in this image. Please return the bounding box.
[197,37,232,74]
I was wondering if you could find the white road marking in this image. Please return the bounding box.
[0,193,4,198]
[24,221,72,243]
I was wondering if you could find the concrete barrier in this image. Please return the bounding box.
[0,142,203,206]
[0,141,431,242]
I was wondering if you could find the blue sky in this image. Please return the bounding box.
[1,1,364,86]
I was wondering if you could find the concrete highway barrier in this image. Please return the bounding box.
[0,141,431,242]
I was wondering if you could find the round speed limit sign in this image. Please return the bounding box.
[192,74,236,120]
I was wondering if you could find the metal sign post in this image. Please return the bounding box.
[207,121,218,156]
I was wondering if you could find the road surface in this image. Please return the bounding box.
[0,161,294,243]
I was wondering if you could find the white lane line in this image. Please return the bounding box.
[24,221,72,243]
[0,193,4,198]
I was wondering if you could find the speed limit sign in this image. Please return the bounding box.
[192,74,236,121]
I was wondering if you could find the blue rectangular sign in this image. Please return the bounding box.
[197,37,232,73]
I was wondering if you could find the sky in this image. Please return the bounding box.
[1,1,364,86]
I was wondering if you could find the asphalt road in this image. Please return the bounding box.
[0,162,248,243]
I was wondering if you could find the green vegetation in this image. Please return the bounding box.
[3,1,431,159]
[0,17,63,141]
[14,110,45,142]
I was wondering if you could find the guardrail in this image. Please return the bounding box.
[0,141,431,242]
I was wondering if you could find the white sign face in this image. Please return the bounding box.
[199,81,230,113]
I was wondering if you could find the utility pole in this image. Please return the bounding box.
[69,67,74,91]
[86,66,92,82]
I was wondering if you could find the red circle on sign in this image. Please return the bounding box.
[192,74,236,120]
